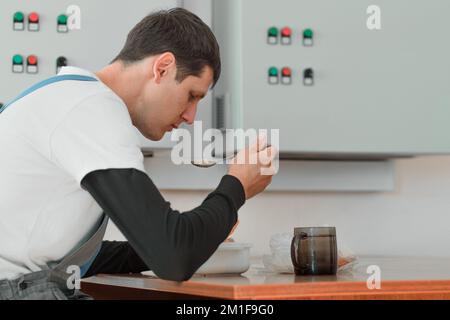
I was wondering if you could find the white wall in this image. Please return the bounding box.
[105,156,450,258]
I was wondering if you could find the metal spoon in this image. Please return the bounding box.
[191,151,238,168]
[191,160,220,169]
[191,145,272,168]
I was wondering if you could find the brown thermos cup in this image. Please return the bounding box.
[291,227,338,275]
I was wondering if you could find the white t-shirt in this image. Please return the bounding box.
[0,67,145,280]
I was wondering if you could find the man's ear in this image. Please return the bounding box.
[153,52,176,84]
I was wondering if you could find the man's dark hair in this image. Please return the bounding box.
[113,8,221,87]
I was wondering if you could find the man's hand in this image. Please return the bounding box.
[228,135,278,200]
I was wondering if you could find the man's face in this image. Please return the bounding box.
[134,56,213,141]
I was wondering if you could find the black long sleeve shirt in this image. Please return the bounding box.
[81,169,245,281]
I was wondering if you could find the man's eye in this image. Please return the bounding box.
[189,94,196,102]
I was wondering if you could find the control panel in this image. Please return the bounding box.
[213,0,450,157]
[0,0,180,148]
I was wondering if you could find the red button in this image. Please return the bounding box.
[29,12,39,23]
[27,55,38,65]
[282,67,292,77]
[281,27,292,37]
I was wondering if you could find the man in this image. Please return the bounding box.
[0,8,276,300]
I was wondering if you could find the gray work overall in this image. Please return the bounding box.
[0,75,108,300]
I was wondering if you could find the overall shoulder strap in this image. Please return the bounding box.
[1,73,106,284]
[0,74,98,114]
[49,214,109,284]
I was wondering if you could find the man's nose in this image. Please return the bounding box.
[182,104,198,125]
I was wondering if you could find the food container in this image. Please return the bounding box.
[195,242,252,275]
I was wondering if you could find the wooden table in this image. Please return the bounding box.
[81,256,450,300]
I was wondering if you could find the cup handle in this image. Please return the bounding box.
[291,233,309,272]
[290,235,297,269]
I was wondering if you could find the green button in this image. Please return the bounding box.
[303,28,314,39]
[57,14,68,25]
[13,54,23,65]
[269,67,278,77]
[14,12,24,23]
[268,27,278,37]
